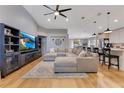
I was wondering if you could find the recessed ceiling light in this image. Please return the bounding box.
[93,21,96,23]
[98,26,103,29]
[47,18,51,22]
[81,17,85,19]
[114,19,118,22]
[97,12,102,16]
[66,18,68,22]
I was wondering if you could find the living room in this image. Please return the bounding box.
[1,4,124,90]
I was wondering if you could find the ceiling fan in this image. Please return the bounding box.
[43,5,72,20]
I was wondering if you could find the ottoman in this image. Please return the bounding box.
[54,57,77,72]
[43,53,57,61]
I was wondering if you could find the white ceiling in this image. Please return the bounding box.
[23,5,124,38]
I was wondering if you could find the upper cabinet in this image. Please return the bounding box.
[119,31,124,43]
[109,29,124,43]
[110,31,119,43]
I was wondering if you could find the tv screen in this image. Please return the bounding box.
[20,32,36,51]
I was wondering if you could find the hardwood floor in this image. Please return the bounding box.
[0,57,124,88]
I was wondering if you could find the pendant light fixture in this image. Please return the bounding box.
[92,33,96,36]
[92,21,97,36]
[104,12,112,33]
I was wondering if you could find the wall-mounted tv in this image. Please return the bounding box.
[20,32,36,51]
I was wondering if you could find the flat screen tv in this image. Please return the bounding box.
[20,32,36,51]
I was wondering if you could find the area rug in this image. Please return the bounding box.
[22,61,88,79]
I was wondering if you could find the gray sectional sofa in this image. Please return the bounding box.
[43,47,99,73]
[43,48,67,61]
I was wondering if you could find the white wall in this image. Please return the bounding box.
[0,5,38,36]
[37,25,48,36]
[68,27,90,39]
[110,28,124,43]
[0,5,70,53]
[69,39,74,48]
[37,26,68,52]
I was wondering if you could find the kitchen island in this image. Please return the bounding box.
[111,48,124,71]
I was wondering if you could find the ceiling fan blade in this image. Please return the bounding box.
[44,12,54,15]
[54,16,57,19]
[43,5,55,11]
[59,8,72,12]
[60,13,67,18]
[56,5,59,11]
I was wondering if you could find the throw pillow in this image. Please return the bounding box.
[50,48,55,53]
[79,50,87,57]
[75,48,82,55]
[72,48,77,54]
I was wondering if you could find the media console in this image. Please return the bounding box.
[20,50,41,67]
[0,23,42,77]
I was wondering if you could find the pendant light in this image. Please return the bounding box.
[104,12,112,33]
[92,21,97,36]
[92,33,96,36]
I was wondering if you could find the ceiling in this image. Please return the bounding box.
[23,5,124,38]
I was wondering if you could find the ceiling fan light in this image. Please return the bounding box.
[54,11,59,16]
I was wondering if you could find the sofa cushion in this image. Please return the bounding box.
[76,57,98,72]
[68,48,72,53]
[57,52,66,56]
[55,57,77,67]
[85,52,98,57]
[75,48,82,55]
[72,47,83,55]
[78,50,87,57]
[78,51,98,57]
[43,53,57,61]
[85,52,92,57]
[72,48,77,54]
[58,48,65,52]
[66,53,77,57]
[65,48,68,52]
[44,52,57,56]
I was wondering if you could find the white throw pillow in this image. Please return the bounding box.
[50,48,55,53]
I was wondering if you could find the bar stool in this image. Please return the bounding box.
[98,48,105,62]
[103,48,120,70]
